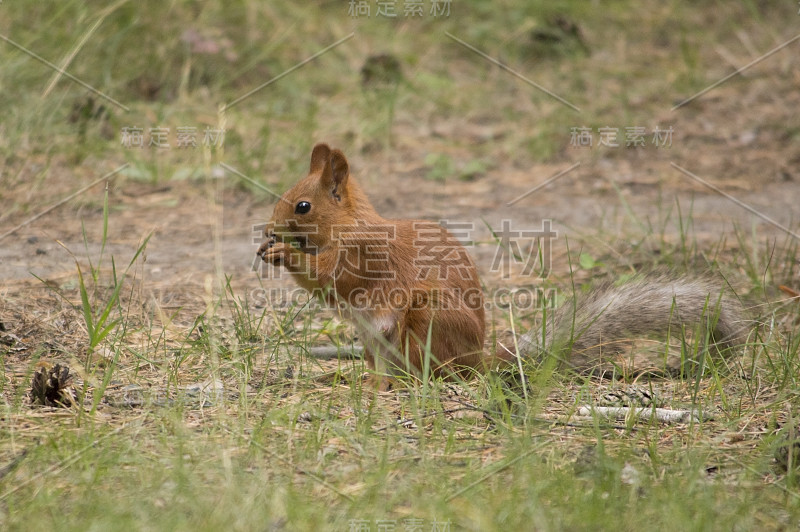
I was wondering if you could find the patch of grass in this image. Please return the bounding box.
[21,206,798,531]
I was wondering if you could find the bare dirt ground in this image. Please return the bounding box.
[1,80,797,310]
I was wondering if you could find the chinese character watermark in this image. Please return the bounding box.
[253,218,557,311]
[120,126,225,149]
[349,0,452,18]
[597,126,619,148]
[120,127,144,149]
[569,126,593,148]
[569,126,674,148]
[651,125,674,148]
[413,221,476,281]
[489,219,556,279]
[255,219,555,283]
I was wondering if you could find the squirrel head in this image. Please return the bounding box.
[267,143,373,253]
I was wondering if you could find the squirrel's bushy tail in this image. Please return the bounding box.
[510,272,752,371]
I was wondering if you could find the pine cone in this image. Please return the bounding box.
[29,363,76,407]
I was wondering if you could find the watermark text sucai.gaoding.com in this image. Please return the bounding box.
[253,219,558,281]
[347,517,452,532]
[249,285,557,313]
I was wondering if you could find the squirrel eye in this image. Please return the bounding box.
[295,201,311,214]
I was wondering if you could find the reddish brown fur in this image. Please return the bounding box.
[258,144,491,384]
[258,146,753,385]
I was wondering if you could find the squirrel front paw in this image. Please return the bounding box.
[257,238,290,266]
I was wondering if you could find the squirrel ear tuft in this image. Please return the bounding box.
[309,143,331,174]
[330,149,349,188]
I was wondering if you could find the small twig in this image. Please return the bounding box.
[778,285,800,300]
[508,305,528,401]
[577,405,712,424]
[448,398,633,431]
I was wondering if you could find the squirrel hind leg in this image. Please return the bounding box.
[356,312,422,382]
[360,345,402,391]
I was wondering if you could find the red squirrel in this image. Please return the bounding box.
[258,143,495,387]
[258,144,750,385]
